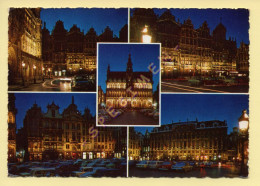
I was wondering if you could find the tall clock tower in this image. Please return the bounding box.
[126,54,133,89]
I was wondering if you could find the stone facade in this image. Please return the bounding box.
[42,21,128,77]
[105,54,153,109]
[21,96,126,161]
[8,93,17,162]
[8,8,43,85]
[129,120,229,161]
[130,9,248,78]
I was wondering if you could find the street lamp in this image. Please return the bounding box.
[142,25,152,43]
[238,109,249,176]
[22,62,25,86]
[33,65,36,84]
[42,67,45,81]
[69,67,72,76]
[48,68,51,79]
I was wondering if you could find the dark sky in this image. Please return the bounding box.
[135,94,249,134]
[98,44,160,93]
[14,93,96,130]
[131,8,249,47]
[41,8,128,36]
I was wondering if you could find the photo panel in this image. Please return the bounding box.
[130,8,249,93]
[128,94,249,178]
[8,8,128,92]
[8,93,127,177]
[97,43,161,126]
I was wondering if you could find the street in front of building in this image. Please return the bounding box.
[162,80,249,93]
[106,110,159,125]
[9,78,71,91]
[129,166,242,178]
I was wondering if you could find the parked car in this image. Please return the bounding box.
[80,160,92,167]
[153,111,159,119]
[187,161,198,169]
[202,77,226,86]
[171,162,193,172]
[106,162,116,169]
[96,160,111,167]
[223,77,236,86]
[13,164,31,175]
[143,109,153,116]
[158,161,175,171]
[92,168,124,177]
[71,74,96,91]
[140,109,151,113]
[136,160,150,169]
[188,78,201,86]
[79,167,107,178]
[198,162,206,168]
[71,167,94,177]
[148,161,163,169]
[205,161,218,168]
[25,167,56,177]
[147,110,158,117]
[210,162,219,168]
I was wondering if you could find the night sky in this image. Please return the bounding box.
[41,8,128,36]
[98,44,160,92]
[135,94,249,134]
[131,8,249,47]
[14,93,96,130]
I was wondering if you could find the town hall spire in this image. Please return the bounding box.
[126,53,133,72]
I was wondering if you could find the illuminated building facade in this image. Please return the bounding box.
[149,120,228,161]
[106,54,153,109]
[129,128,151,161]
[130,9,247,78]
[23,102,43,161]
[98,86,106,108]
[129,120,229,161]
[21,96,126,161]
[129,128,143,160]
[42,21,128,76]
[236,42,249,75]
[8,8,43,85]
[8,94,17,162]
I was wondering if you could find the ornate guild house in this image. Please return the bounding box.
[18,96,126,161]
[130,9,249,78]
[129,120,233,161]
[8,94,17,163]
[8,8,43,86]
[42,21,127,77]
[105,54,153,109]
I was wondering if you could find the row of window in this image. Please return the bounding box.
[151,150,219,154]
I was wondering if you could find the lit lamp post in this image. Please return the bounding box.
[69,67,72,76]
[48,68,51,79]
[42,67,45,81]
[22,62,25,86]
[33,65,36,84]
[142,25,152,43]
[79,67,82,75]
[238,109,249,176]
